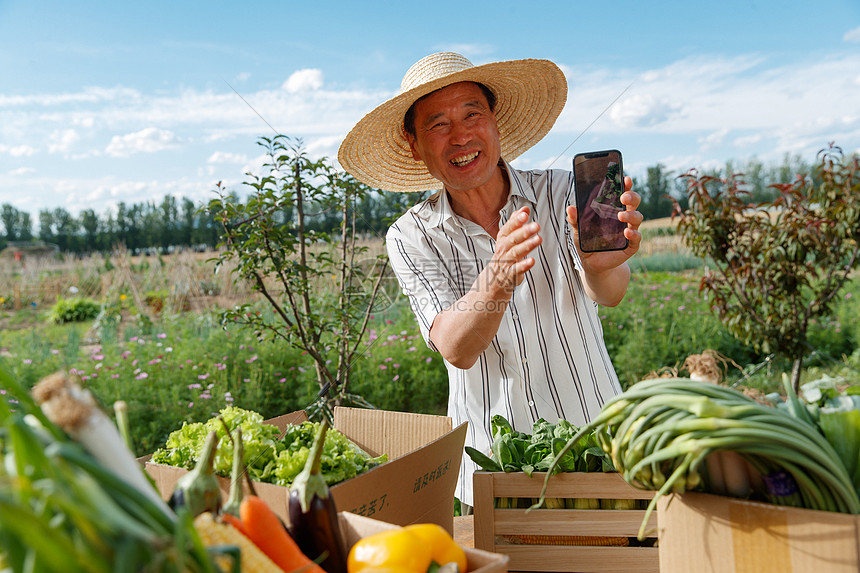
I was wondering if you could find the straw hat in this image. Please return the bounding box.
[337,52,567,193]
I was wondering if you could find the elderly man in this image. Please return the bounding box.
[338,52,642,509]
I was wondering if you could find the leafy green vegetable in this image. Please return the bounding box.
[152,406,387,487]
[800,376,860,496]
[464,415,613,476]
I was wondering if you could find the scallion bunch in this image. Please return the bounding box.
[0,368,225,572]
[537,378,860,540]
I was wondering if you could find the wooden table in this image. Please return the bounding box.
[453,515,475,548]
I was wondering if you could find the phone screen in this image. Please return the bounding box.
[573,150,628,252]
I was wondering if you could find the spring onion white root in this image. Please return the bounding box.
[32,372,174,520]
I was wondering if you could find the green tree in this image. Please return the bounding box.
[38,209,56,244]
[1,204,26,242]
[125,204,143,251]
[159,195,179,249]
[208,136,390,419]
[115,202,131,249]
[99,210,117,251]
[180,197,195,245]
[674,145,860,391]
[80,209,99,252]
[640,164,675,220]
[53,208,79,253]
[18,212,33,241]
[192,199,216,248]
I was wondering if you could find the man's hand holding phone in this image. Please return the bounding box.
[566,180,642,274]
[566,180,642,307]
[569,149,643,274]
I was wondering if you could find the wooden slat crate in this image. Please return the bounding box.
[473,471,659,573]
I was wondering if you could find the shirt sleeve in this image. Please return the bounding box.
[386,219,457,351]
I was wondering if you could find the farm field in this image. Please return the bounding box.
[1,236,859,456]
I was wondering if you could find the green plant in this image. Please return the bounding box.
[145,289,169,313]
[673,145,860,391]
[49,296,101,324]
[207,135,389,420]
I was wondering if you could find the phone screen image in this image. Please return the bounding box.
[573,150,628,252]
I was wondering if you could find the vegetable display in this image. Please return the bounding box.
[537,377,860,540]
[1,368,467,572]
[465,414,611,476]
[466,414,628,510]
[152,406,387,487]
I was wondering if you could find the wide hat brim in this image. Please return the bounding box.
[337,54,568,193]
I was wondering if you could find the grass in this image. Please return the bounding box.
[0,296,446,455]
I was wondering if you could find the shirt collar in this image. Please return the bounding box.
[418,159,538,230]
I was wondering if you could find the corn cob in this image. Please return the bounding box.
[194,511,285,572]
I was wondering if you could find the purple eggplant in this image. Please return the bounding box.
[288,418,348,573]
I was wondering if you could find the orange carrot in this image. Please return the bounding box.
[219,512,246,535]
[240,495,327,573]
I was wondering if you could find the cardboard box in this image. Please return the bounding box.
[473,471,659,573]
[144,407,467,533]
[657,492,860,573]
[340,512,508,573]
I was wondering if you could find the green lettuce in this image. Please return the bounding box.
[151,407,387,487]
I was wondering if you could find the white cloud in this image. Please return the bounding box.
[733,134,763,148]
[305,135,343,158]
[0,173,218,216]
[207,151,248,164]
[553,52,860,165]
[283,69,324,93]
[699,128,730,151]
[608,94,680,128]
[845,26,860,43]
[48,129,80,153]
[73,116,95,128]
[0,144,36,157]
[0,86,141,107]
[105,127,179,157]
[241,153,271,178]
[9,167,35,176]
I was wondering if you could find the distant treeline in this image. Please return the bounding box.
[0,154,815,255]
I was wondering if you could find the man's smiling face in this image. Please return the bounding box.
[404,81,502,195]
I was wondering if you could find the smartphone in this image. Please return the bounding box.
[573,149,628,252]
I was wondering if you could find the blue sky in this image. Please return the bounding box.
[1,0,859,217]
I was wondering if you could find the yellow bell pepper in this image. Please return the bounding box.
[404,524,467,573]
[348,528,432,573]
[348,524,468,573]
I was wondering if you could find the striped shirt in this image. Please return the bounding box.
[386,161,622,506]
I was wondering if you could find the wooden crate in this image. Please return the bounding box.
[473,471,659,573]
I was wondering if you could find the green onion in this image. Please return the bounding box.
[536,378,860,540]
